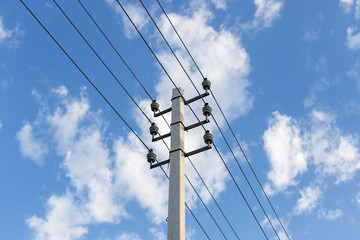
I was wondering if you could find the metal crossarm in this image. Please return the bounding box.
[185,119,209,131]
[154,107,172,117]
[185,92,209,105]
[150,159,170,169]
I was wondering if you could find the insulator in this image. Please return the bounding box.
[202,78,211,91]
[202,103,212,117]
[147,149,157,164]
[203,130,214,145]
[150,100,160,113]
[149,122,159,136]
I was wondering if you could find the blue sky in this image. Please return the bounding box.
[1,0,360,239]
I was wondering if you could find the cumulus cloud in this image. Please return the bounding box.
[263,112,307,194]
[317,208,343,220]
[294,186,322,215]
[156,7,253,120]
[307,111,360,183]
[27,192,88,240]
[346,27,360,50]
[264,110,360,196]
[26,1,256,238]
[242,0,284,31]
[26,87,128,239]
[16,122,48,165]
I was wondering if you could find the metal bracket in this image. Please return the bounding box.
[185,119,209,131]
[185,145,211,157]
[152,132,171,142]
[185,92,209,105]
[150,159,170,169]
[154,107,172,117]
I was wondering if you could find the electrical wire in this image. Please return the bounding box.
[155,0,291,239]
[212,141,269,240]
[52,0,229,237]
[138,2,280,238]
[77,1,241,239]
[20,1,211,239]
[19,0,148,151]
[77,0,171,130]
[116,1,270,239]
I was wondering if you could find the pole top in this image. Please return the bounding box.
[172,87,184,99]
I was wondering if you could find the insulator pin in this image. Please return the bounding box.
[150,100,160,113]
[149,122,159,136]
[203,130,214,145]
[147,149,157,164]
[202,78,211,91]
[202,103,212,117]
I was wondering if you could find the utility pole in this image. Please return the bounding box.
[168,88,185,240]
[147,79,214,240]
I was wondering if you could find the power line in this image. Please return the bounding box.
[77,1,241,239]
[20,1,211,239]
[116,2,270,239]
[155,0,291,239]
[77,0,171,130]
[138,0,280,239]
[19,0,148,152]
[57,1,231,237]
[212,141,269,240]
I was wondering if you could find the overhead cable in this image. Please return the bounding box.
[52,0,228,237]
[155,0,291,239]
[139,0,280,238]
[20,1,210,239]
[116,1,270,239]
[77,1,241,239]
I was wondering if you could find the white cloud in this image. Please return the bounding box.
[0,16,13,43]
[149,227,166,240]
[346,27,360,50]
[211,0,226,9]
[26,2,256,238]
[113,135,168,224]
[27,191,88,240]
[307,114,360,184]
[294,186,322,215]
[105,0,149,39]
[317,208,343,220]
[16,122,47,165]
[26,88,127,239]
[243,0,284,31]
[51,85,69,97]
[0,120,2,129]
[263,112,307,194]
[0,16,23,49]
[340,0,354,13]
[264,110,360,195]
[156,7,253,121]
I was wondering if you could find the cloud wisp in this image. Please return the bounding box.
[0,16,23,50]
[242,0,284,31]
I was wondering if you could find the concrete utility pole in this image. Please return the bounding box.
[168,88,185,240]
[147,80,213,240]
